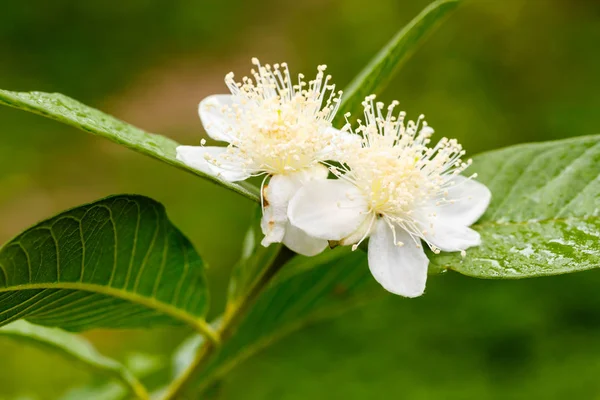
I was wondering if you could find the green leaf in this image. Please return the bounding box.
[0,320,148,399]
[226,208,282,309]
[0,90,260,202]
[432,135,600,278]
[334,0,461,125]
[0,195,215,340]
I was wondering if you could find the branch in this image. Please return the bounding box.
[161,248,294,399]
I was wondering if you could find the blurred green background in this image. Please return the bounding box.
[1,0,600,398]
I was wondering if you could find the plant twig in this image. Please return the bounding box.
[126,376,152,400]
[161,248,294,399]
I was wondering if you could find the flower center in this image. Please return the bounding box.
[333,96,471,244]
[347,146,432,217]
[220,59,342,176]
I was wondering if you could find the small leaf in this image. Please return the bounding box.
[432,135,600,278]
[0,195,215,340]
[0,90,260,202]
[334,0,461,125]
[226,208,282,309]
[0,320,148,399]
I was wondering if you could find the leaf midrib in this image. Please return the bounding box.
[0,282,210,333]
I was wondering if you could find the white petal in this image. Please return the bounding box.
[176,145,215,175]
[413,176,488,252]
[261,167,331,247]
[433,176,491,226]
[176,145,250,182]
[288,164,330,185]
[368,219,428,298]
[318,127,360,159]
[332,129,363,148]
[282,223,328,257]
[198,94,238,142]
[261,207,286,246]
[288,179,370,241]
[337,213,377,247]
[264,175,300,221]
[423,222,481,252]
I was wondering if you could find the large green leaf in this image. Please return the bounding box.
[432,135,600,278]
[0,195,214,338]
[0,90,260,202]
[334,0,460,125]
[0,321,148,399]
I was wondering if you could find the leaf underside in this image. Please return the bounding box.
[0,195,209,331]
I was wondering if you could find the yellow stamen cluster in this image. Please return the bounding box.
[205,58,343,176]
[332,95,472,251]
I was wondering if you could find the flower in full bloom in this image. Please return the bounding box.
[176,59,344,256]
[288,96,491,297]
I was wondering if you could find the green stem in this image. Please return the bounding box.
[195,319,221,346]
[161,248,293,399]
[122,374,151,400]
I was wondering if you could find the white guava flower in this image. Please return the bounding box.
[288,96,491,297]
[176,59,344,256]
